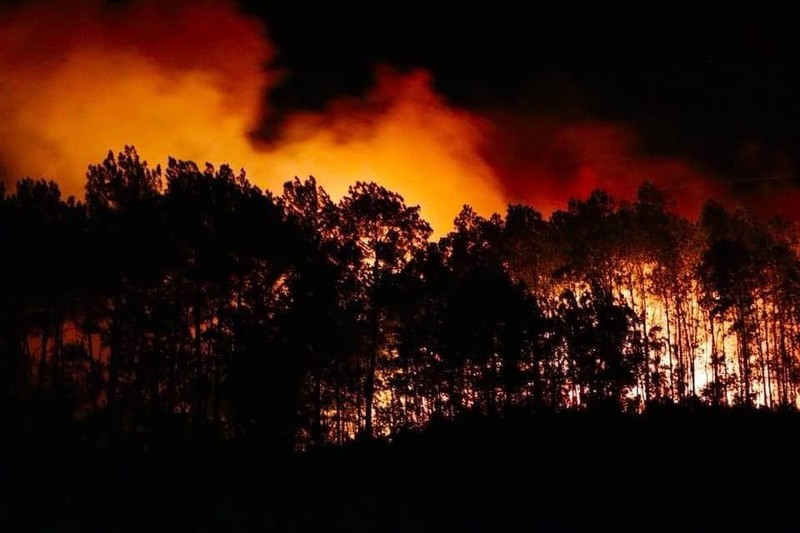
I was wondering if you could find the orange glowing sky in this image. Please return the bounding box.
[0,0,507,235]
[0,0,784,235]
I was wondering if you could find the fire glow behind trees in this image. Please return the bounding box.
[3,0,800,436]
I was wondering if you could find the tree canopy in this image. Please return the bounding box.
[3,146,800,449]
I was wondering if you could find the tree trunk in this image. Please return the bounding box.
[108,303,121,429]
[311,369,324,445]
[364,259,381,439]
[663,294,675,401]
[38,328,48,395]
[709,316,720,405]
[364,313,378,438]
[193,287,205,428]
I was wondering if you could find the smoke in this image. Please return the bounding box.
[0,0,505,235]
[263,67,505,233]
[0,0,274,186]
[484,115,729,219]
[0,0,785,236]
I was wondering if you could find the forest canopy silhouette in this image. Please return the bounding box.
[3,146,800,453]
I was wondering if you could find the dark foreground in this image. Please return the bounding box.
[2,408,799,531]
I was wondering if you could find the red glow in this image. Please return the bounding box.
[0,0,795,233]
[485,116,731,218]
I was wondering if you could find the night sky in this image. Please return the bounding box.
[247,2,800,187]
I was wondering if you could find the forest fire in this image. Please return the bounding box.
[3,0,800,418]
[5,2,800,530]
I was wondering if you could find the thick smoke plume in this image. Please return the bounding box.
[485,116,730,219]
[0,0,781,234]
[0,0,272,185]
[0,0,505,234]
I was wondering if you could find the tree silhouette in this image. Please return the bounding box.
[4,145,800,458]
[337,182,432,438]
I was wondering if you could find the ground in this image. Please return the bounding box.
[3,408,799,531]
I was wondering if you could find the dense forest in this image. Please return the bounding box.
[3,146,800,453]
